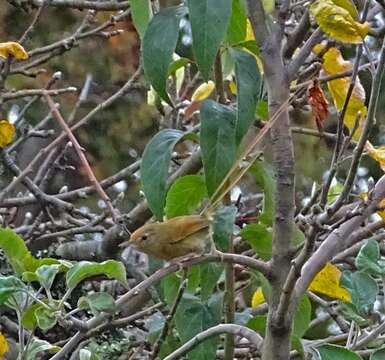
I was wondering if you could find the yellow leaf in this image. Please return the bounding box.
[244,20,264,74]
[308,263,351,302]
[252,263,351,307]
[0,120,16,148]
[321,47,367,140]
[251,287,266,307]
[366,141,385,172]
[229,80,237,95]
[310,0,369,44]
[0,42,28,60]
[331,0,359,19]
[191,81,215,102]
[0,333,8,358]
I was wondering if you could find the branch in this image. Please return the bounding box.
[163,324,263,360]
[293,173,385,305]
[20,0,129,10]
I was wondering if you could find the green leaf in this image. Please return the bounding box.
[235,40,260,57]
[175,294,222,360]
[340,271,378,313]
[213,206,237,251]
[143,6,186,104]
[293,295,311,339]
[241,223,272,260]
[0,228,63,276]
[248,295,310,340]
[165,175,207,219]
[79,349,101,360]
[230,48,261,145]
[249,160,275,225]
[168,57,190,76]
[26,338,60,360]
[188,0,232,79]
[35,306,57,330]
[355,240,384,275]
[338,302,369,326]
[36,264,60,291]
[371,348,385,360]
[200,263,223,300]
[162,273,181,307]
[256,100,268,120]
[130,0,152,39]
[66,260,127,290]
[78,292,116,315]
[317,344,362,360]
[0,275,26,305]
[141,129,188,220]
[226,0,247,45]
[200,100,237,196]
[247,315,266,335]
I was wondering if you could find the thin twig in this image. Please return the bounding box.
[44,93,119,223]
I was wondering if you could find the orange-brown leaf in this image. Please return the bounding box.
[308,79,329,131]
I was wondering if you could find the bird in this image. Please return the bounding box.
[119,215,213,261]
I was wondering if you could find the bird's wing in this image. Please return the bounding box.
[167,216,210,243]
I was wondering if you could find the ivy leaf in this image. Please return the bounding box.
[141,129,193,220]
[175,294,223,360]
[310,0,368,44]
[188,0,232,79]
[165,175,207,219]
[143,6,187,104]
[130,0,152,39]
[200,100,237,196]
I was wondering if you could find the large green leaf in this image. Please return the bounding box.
[317,344,362,360]
[241,223,272,260]
[0,228,62,276]
[141,129,189,220]
[230,48,261,145]
[36,264,61,291]
[130,0,152,39]
[293,295,311,339]
[35,306,57,330]
[165,175,207,219]
[213,206,237,251]
[355,239,385,275]
[188,0,232,79]
[66,260,127,290]
[175,294,222,360]
[200,263,223,301]
[200,100,237,196]
[142,6,186,104]
[340,271,378,313]
[226,0,247,45]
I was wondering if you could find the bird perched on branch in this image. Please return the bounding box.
[119,215,212,261]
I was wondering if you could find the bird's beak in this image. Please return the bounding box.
[119,239,132,248]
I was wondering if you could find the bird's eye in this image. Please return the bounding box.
[141,235,148,241]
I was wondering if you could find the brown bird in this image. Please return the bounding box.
[120,215,212,261]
